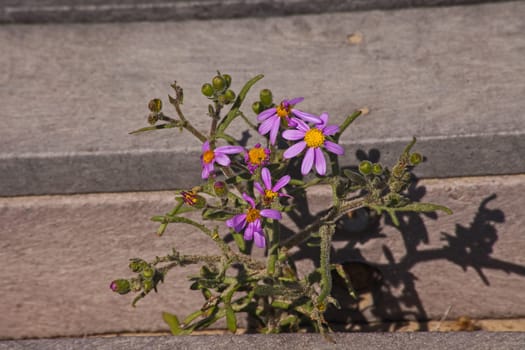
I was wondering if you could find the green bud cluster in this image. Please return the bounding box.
[201,72,236,105]
[252,89,274,114]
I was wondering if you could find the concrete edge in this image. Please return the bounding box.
[0,0,516,24]
[1,132,523,196]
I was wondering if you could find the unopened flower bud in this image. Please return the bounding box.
[358,160,373,175]
[223,74,232,87]
[147,113,159,125]
[142,266,155,279]
[129,258,148,272]
[224,89,236,103]
[252,101,262,114]
[213,181,228,197]
[410,152,423,165]
[372,163,383,175]
[148,98,162,113]
[212,75,226,92]
[143,279,154,293]
[181,191,206,209]
[201,83,214,97]
[259,89,273,107]
[110,279,131,295]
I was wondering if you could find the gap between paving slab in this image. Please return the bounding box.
[1,175,524,339]
[1,1,524,196]
[0,0,517,24]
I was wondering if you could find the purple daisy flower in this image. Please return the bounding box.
[226,193,282,248]
[282,112,344,176]
[244,143,271,174]
[254,167,291,206]
[257,97,321,145]
[201,141,244,179]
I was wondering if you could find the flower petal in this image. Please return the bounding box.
[293,118,310,133]
[318,112,329,128]
[287,97,304,105]
[324,140,344,155]
[314,148,326,176]
[269,118,280,145]
[282,129,305,141]
[293,109,322,124]
[254,231,266,248]
[226,214,247,232]
[214,152,231,166]
[261,209,282,220]
[301,147,315,175]
[242,193,256,207]
[283,141,306,159]
[202,141,210,152]
[216,145,244,154]
[254,182,264,195]
[258,117,276,136]
[257,108,277,122]
[261,167,272,189]
[273,175,290,192]
[244,222,255,241]
[323,125,339,136]
[201,166,210,179]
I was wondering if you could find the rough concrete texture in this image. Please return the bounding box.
[1,333,525,350]
[1,1,525,196]
[0,0,515,24]
[1,175,524,339]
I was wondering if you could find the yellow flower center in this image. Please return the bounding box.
[246,208,261,223]
[276,103,290,118]
[263,189,278,205]
[202,150,215,164]
[304,128,325,148]
[248,147,267,165]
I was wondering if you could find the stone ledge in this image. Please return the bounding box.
[1,1,524,196]
[0,0,515,24]
[1,333,524,350]
[1,175,524,339]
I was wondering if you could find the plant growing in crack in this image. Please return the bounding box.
[110,72,452,341]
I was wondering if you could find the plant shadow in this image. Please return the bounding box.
[284,148,525,331]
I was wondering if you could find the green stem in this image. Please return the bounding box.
[334,110,362,141]
[266,220,280,276]
[317,224,335,305]
[157,200,185,236]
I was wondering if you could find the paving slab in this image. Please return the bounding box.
[1,175,524,339]
[1,1,524,196]
[1,332,525,350]
[0,0,515,24]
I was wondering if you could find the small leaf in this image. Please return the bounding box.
[162,312,183,335]
[395,202,453,215]
[231,231,246,253]
[129,123,178,134]
[343,169,366,186]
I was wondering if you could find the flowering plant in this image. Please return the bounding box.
[110,73,451,339]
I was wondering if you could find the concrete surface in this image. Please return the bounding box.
[1,175,524,339]
[0,0,515,24]
[1,1,525,196]
[1,332,524,350]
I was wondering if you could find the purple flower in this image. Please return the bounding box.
[282,113,344,176]
[244,143,271,174]
[257,97,321,145]
[201,141,244,179]
[254,167,291,206]
[226,193,282,248]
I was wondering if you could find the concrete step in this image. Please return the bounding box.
[1,175,524,339]
[1,1,525,196]
[0,0,515,24]
[1,332,525,350]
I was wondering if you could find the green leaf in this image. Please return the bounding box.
[129,123,178,135]
[225,305,237,333]
[392,202,453,215]
[343,169,366,186]
[183,309,205,326]
[231,231,246,253]
[202,208,233,221]
[217,74,264,133]
[162,312,183,335]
